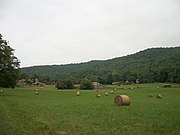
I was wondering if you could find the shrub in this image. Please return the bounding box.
[80,79,94,90]
[56,79,74,89]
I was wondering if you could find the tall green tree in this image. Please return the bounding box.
[0,34,20,88]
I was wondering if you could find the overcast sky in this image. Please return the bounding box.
[0,0,180,67]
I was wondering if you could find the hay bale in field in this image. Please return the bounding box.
[148,94,154,98]
[76,91,80,96]
[0,90,4,93]
[105,92,109,96]
[111,90,114,94]
[96,94,101,98]
[35,89,39,95]
[114,95,130,106]
[156,94,162,99]
[35,91,39,95]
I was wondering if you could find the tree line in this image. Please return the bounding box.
[20,47,180,85]
[1,33,180,88]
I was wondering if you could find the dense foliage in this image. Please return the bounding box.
[20,47,180,84]
[0,34,20,88]
[80,78,94,90]
[56,79,74,89]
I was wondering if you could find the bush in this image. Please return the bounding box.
[80,79,94,90]
[56,79,74,89]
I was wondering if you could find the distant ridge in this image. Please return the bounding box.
[21,47,180,84]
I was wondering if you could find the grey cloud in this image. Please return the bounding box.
[0,0,180,67]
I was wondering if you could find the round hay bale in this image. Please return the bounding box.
[35,91,39,95]
[76,91,80,96]
[0,90,4,93]
[156,94,162,99]
[111,90,114,94]
[96,94,101,98]
[105,92,108,96]
[114,95,130,106]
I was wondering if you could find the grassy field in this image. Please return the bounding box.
[0,84,180,135]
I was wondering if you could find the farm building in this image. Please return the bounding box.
[74,84,80,89]
[112,82,120,85]
[161,84,172,88]
[92,82,101,89]
[16,79,45,87]
[16,79,33,87]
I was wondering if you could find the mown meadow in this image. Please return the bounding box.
[0,84,180,135]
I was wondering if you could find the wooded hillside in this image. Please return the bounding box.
[20,47,180,84]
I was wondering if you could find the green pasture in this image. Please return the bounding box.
[0,84,180,135]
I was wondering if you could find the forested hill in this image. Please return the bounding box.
[20,47,180,84]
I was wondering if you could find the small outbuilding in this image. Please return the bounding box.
[161,84,172,88]
[74,84,80,89]
[112,82,120,85]
[92,82,101,89]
